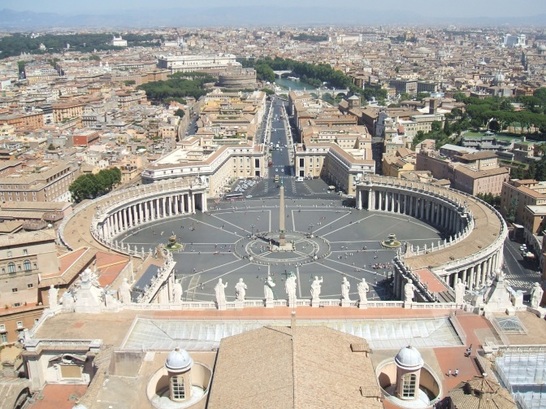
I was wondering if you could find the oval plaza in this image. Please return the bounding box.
[60,172,506,305]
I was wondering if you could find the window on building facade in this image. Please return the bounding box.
[8,262,15,273]
[23,260,31,271]
[402,373,417,398]
[170,375,185,401]
[0,333,6,343]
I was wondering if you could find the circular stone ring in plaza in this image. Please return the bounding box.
[235,232,331,266]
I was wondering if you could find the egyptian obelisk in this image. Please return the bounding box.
[279,179,286,246]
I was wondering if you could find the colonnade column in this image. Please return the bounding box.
[201,193,208,212]
[368,190,375,210]
[189,194,194,213]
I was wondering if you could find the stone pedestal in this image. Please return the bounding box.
[311,298,320,308]
[505,307,516,316]
[234,300,244,309]
[529,306,546,319]
[265,299,274,308]
[217,301,226,311]
[341,299,351,308]
[404,301,413,309]
[358,301,368,309]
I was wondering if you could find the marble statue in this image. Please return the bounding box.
[235,278,247,302]
[455,278,466,305]
[285,272,297,306]
[173,279,183,304]
[118,278,132,304]
[341,277,351,301]
[215,278,228,306]
[310,276,324,300]
[264,273,276,302]
[531,282,544,308]
[357,278,370,304]
[61,291,75,312]
[104,290,121,308]
[48,285,58,308]
[404,279,416,302]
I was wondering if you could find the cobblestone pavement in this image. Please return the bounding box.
[119,197,441,302]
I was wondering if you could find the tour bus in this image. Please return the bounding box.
[224,192,244,201]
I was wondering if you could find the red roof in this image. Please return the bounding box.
[413,268,450,293]
[28,384,87,409]
[95,251,131,287]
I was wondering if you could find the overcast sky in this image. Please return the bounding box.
[2,0,546,18]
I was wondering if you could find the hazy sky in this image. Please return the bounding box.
[2,0,546,17]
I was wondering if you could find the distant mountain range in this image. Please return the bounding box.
[0,7,545,30]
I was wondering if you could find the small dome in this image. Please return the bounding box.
[165,348,193,373]
[395,345,424,370]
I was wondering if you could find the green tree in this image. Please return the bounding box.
[431,121,443,133]
[174,109,185,118]
[69,174,99,203]
[255,63,275,83]
[416,92,429,101]
[69,168,121,203]
[534,159,546,181]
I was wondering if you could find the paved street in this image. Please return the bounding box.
[503,237,542,293]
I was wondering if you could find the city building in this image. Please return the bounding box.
[111,36,128,47]
[157,54,240,74]
[0,160,80,203]
[416,149,510,196]
[0,229,57,343]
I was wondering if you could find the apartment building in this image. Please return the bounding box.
[500,179,546,230]
[198,90,267,140]
[52,101,84,124]
[0,110,44,132]
[0,160,80,203]
[0,230,57,343]
[294,143,375,195]
[382,148,416,178]
[416,150,509,195]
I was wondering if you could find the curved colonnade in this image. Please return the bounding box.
[59,175,506,305]
[356,175,507,300]
[58,179,208,259]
